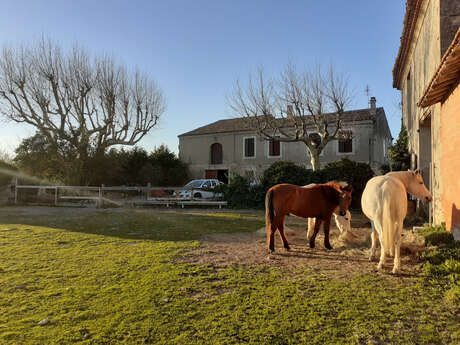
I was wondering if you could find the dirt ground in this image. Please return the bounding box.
[181,212,426,278]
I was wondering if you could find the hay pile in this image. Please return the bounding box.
[255,224,425,258]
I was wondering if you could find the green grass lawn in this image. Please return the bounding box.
[0,208,458,344]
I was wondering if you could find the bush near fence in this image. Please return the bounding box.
[218,158,375,209]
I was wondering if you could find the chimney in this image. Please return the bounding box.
[369,97,376,110]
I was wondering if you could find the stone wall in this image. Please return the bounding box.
[399,0,445,224]
[441,0,460,54]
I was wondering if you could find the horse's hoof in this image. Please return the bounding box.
[309,242,315,249]
[325,244,333,250]
[392,268,401,275]
[284,246,290,252]
[368,256,374,262]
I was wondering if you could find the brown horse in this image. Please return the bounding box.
[265,182,352,253]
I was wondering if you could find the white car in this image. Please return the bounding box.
[175,179,224,199]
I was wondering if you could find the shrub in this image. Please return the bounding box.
[321,158,375,208]
[221,159,375,209]
[260,161,318,188]
[419,225,460,304]
[215,174,265,209]
[380,164,391,174]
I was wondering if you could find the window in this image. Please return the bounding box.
[186,180,204,188]
[268,138,280,157]
[244,137,255,158]
[338,130,353,154]
[339,139,352,153]
[210,143,223,164]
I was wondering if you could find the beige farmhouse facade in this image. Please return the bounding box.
[178,101,392,183]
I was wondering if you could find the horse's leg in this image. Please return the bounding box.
[369,220,377,261]
[375,220,386,270]
[309,218,322,248]
[306,217,315,241]
[277,216,290,251]
[323,217,333,250]
[392,222,403,274]
[333,214,340,233]
[267,221,277,253]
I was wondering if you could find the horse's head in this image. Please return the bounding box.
[338,185,352,216]
[334,210,351,233]
[406,169,432,203]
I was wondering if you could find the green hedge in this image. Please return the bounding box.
[220,158,375,209]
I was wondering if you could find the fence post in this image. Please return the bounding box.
[14,177,18,205]
[147,183,151,200]
[54,187,58,206]
[98,185,104,208]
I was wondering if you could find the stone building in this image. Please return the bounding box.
[418,28,460,234]
[178,100,392,183]
[393,0,460,226]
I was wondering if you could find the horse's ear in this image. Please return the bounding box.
[340,185,352,192]
[414,169,420,175]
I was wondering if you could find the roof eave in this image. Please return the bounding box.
[393,0,425,89]
[418,28,460,107]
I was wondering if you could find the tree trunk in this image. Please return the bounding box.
[310,151,321,171]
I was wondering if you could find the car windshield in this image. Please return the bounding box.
[185,180,203,188]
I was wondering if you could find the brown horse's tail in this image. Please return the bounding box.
[265,188,275,225]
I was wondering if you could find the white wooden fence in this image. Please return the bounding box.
[12,184,227,208]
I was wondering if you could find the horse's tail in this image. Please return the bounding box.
[265,188,275,226]
[382,193,395,256]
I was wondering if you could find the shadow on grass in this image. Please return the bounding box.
[0,207,265,242]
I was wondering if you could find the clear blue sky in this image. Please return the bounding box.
[0,0,405,156]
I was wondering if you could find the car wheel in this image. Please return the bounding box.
[193,192,202,198]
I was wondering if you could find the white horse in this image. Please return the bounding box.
[307,210,351,239]
[304,184,352,240]
[361,170,432,274]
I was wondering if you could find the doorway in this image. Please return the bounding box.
[205,169,228,184]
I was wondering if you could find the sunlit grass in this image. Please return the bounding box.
[0,209,458,344]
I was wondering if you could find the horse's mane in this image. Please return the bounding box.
[324,181,349,193]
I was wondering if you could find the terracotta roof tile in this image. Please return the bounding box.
[179,108,383,137]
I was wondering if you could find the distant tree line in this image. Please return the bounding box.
[11,132,188,186]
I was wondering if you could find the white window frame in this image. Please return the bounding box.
[243,136,256,159]
[266,137,282,158]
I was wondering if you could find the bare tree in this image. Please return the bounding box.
[229,64,352,171]
[0,39,166,183]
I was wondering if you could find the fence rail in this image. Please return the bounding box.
[12,183,227,208]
